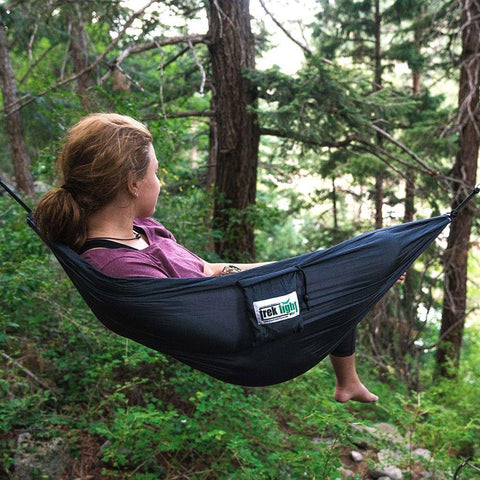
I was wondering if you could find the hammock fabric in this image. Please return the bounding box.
[33,212,449,386]
[1,178,476,387]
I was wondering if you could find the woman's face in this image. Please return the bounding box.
[135,143,161,218]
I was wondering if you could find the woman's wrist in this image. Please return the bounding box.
[221,264,242,275]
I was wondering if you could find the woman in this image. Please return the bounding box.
[35,112,383,403]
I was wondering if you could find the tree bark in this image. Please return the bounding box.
[436,0,480,378]
[207,0,260,262]
[373,0,383,230]
[400,35,421,352]
[374,171,383,229]
[68,4,96,110]
[0,20,34,195]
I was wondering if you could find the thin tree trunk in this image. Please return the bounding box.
[401,173,416,343]
[374,171,383,229]
[373,0,383,230]
[207,0,260,261]
[69,4,96,110]
[436,0,480,378]
[332,178,338,232]
[0,20,34,195]
[403,8,422,226]
[400,38,421,357]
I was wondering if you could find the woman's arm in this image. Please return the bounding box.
[206,263,407,279]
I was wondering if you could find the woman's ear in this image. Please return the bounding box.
[127,171,139,198]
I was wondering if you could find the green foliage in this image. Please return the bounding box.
[1,0,479,478]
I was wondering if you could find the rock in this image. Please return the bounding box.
[350,450,364,462]
[338,466,355,478]
[412,448,432,461]
[377,448,404,465]
[311,435,335,445]
[350,422,408,449]
[14,433,71,480]
[350,423,377,437]
[370,466,403,480]
[373,423,405,445]
[349,423,381,448]
[383,467,403,480]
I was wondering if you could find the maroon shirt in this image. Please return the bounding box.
[81,218,206,279]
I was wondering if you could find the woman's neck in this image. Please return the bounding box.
[87,204,135,239]
[85,196,150,249]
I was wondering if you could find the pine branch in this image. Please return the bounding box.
[356,137,432,177]
[369,123,438,176]
[260,127,356,148]
[354,142,407,178]
[260,126,464,186]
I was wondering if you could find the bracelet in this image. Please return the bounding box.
[221,265,242,275]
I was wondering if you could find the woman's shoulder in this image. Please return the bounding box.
[83,248,168,278]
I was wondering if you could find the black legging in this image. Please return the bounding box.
[330,327,356,357]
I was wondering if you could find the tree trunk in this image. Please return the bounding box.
[436,0,480,378]
[332,178,338,232]
[400,45,421,353]
[0,20,34,195]
[373,0,383,230]
[69,4,96,110]
[374,171,383,229]
[207,0,260,262]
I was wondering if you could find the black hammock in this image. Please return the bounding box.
[2,178,478,387]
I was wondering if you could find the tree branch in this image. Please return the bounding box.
[187,39,206,94]
[356,137,434,177]
[3,0,162,116]
[18,43,59,85]
[370,123,439,176]
[354,142,407,178]
[257,0,333,66]
[258,0,312,56]
[1,352,52,391]
[112,33,208,66]
[260,126,465,186]
[144,110,213,120]
[163,45,190,69]
[260,127,355,148]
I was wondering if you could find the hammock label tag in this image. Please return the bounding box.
[253,291,300,325]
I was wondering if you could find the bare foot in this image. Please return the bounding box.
[334,383,379,403]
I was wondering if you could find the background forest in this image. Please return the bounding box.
[1,0,480,478]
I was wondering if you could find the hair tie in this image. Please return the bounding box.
[61,184,75,195]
